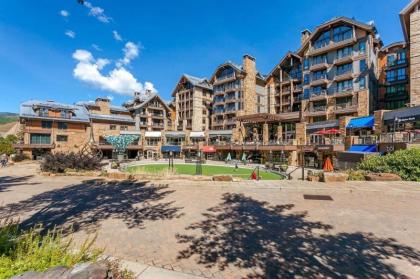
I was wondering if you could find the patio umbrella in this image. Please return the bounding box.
[323,156,334,172]
[226,153,232,161]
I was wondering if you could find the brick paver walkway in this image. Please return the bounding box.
[1,162,420,278]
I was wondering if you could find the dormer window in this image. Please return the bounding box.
[314,31,330,49]
[333,26,353,42]
[60,110,72,119]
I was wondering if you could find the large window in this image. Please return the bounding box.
[38,108,49,117]
[30,134,51,145]
[41,120,52,129]
[359,60,367,72]
[314,31,330,49]
[386,84,406,95]
[337,46,352,59]
[312,70,327,80]
[217,67,234,80]
[333,26,353,42]
[303,74,310,85]
[56,135,68,142]
[386,68,407,82]
[312,54,327,65]
[358,40,366,53]
[336,63,352,75]
[359,76,366,89]
[58,122,67,130]
[303,58,309,70]
[337,79,353,92]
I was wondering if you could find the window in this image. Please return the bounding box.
[56,135,68,142]
[41,120,52,129]
[337,79,353,92]
[120,125,128,131]
[359,60,367,72]
[30,134,51,145]
[58,122,67,130]
[314,31,330,49]
[359,76,366,89]
[337,46,352,59]
[386,84,406,95]
[312,70,327,80]
[333,26,353,42]
[358,40,366,53]
[397,68,407,80]
[38,108,49,117]
[386,70,396,82]
[336,63,352,75]
[303,88,310,99]
[312,54,327,65]
[387,55,396,66]
[110,125,117,130]
[303,74,310,85]
[303,58,309,70]
[397,51,407,64]
[60,110,71,119]
[311,86,324,94]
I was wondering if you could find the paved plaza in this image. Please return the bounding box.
[1,162,420,278]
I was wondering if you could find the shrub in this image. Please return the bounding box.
[347,169,366,181]
[41,152,101,173]
[0,219,102,278]
[357,148,420,181]
[0,135,18,156]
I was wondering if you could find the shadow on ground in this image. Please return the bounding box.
[177,193,420,278]
[0,179,183,233]
[0,175,37,192]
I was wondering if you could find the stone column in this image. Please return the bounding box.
[263,123,269,145]
[410,11,420,106]
[295,122,307,145]
[277,125,283,142]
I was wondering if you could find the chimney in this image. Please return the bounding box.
[301,29,311,45]
[243,54,256,74]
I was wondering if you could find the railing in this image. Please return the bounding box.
[387,59,408,67]
[309,137,344,145]
[335,101,357,111]
[379,132,420,143]
[352,136,378,145]
[310,90,327,98]
[308,106,326,113]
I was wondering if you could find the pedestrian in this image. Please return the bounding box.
[0,154,7,168]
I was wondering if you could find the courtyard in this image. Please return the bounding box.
[0,162,419,278]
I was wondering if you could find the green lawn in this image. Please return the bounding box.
[125,164,284,180]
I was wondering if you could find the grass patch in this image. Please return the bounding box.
[0,219,102,279]
[125,164,283,180]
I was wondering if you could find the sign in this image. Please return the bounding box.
[316,145,333,151]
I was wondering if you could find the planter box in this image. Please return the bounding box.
[364,173,402,181]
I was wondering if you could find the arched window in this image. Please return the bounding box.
[333,26,353,42]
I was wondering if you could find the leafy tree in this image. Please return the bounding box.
[0,135,18,155]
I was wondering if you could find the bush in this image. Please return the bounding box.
[41,152,101,173]
[357,148,420,181]
[0,219,102,278]
[347,169,366,181]
[0,135,18,156]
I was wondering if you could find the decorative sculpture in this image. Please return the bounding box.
[104,135,139,161]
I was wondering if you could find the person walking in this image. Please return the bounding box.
[0,154,7,168]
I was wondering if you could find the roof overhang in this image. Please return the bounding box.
[399,0,420,41]
[236,113,299,123]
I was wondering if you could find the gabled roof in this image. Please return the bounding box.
[125,93,171,112]
[265,51,301,81]
[210,61,266,83]
[297,16,378,56]
[380,41,407,53]
[399,0,420,41]
[20,100,90,123]
[171,74,213,97]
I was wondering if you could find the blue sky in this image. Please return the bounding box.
[0,0,409,112]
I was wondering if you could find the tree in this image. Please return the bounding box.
[0,135,18,155]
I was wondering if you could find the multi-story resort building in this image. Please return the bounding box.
[377,42,410,110]
[172,74,213,131]
[210,55,267,131]
[14,0,420,167]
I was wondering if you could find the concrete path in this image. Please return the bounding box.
[1,162,420,278]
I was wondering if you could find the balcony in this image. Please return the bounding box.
[335,101,358,114]
[310,77,328,87]
[309,90,327,100]
[379,132,420,143]
[213,99,225,106]
[386,59,408,69]
[352,136,378,145]
[333,55,353,66]
[330,87,354,98]
[226,119,236,125]
[386,75,409,85]
[308,37,357,56]
[13,143,55,149]
[294,84,303,92]
[213,74,236,85]
[309,62,328,72]
[305,106,327,116]
[334,71,354,82]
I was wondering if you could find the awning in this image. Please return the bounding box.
[348,144,377,153]
[202,146,216,153]
[347,116,375,129]
[145,131,161,138]
[120,130,142,135]
[161,145,181,152]
[383,106,420,124]
[190,131,205,138]
[208,130,233,137]
[165,131,185,138]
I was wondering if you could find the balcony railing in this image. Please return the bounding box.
[335,101,358,112]
[352,136,378,145]
[379,132,420,143]
[310,90,327,99]
[308,37,357,56]
[308,106,326,113]
[309,137,344,145]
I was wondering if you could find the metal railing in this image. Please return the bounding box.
[379,132,420,143]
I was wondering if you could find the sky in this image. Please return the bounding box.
[0,0,409,113]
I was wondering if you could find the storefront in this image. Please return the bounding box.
[161,145,182,158]
[144,131,161,159]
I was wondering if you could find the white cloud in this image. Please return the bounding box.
[91,44,102,51]
[106,95,114,101]
[60,10,69,17]
[112,30,123,41]
[116,42,140,67]
[72,49,156,96]
[144,82,158,93]
[84,1,111,23]
[65,30,76,38]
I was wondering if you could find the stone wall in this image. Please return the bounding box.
[357,90,369,117]
[410,11,420,106]
[192,87,203,131]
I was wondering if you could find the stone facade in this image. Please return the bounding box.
[243,55,257,115]
[410,11,420,106]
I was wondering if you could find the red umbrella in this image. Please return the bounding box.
[323,128,341,135]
